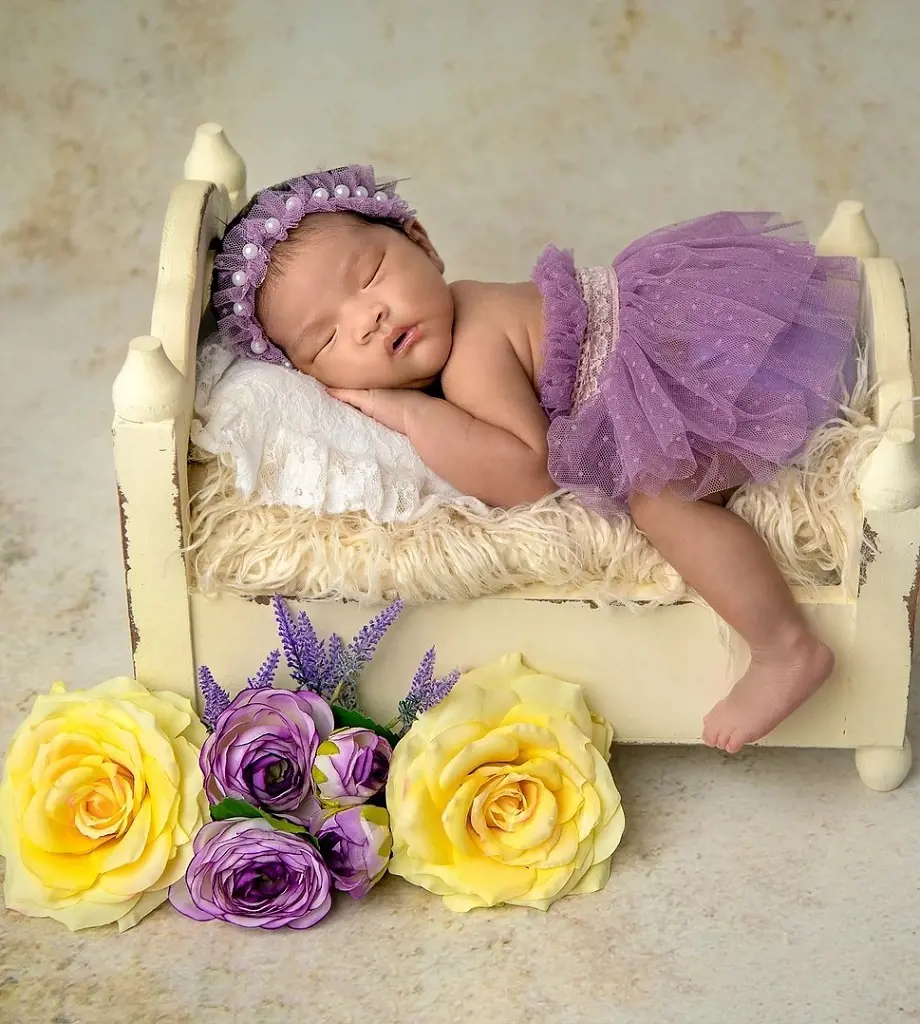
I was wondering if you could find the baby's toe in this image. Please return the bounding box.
[724,727,748,755]
[702,711,723,748]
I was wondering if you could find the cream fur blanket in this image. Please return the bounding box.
[188,405,879,606]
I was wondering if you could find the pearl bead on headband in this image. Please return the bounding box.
[212,166,415,365]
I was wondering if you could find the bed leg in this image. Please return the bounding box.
[855,739,912,791]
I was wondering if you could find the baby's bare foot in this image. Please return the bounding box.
[702,635,834,754]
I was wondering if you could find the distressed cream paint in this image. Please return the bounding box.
[112,125,919,792]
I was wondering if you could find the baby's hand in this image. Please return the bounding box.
[327,388,419,434]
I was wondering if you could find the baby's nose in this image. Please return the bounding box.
[356,301,387,343]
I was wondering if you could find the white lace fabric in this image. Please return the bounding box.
[191,337,486,523]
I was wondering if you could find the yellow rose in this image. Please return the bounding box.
[0,678,208,931]
[387,653,625,912]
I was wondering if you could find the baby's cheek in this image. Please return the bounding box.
[293,354,319,379]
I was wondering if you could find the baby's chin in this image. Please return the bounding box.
[415,332,453,377]
[386,367,442,391]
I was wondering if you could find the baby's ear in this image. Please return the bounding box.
[403,219,445,274]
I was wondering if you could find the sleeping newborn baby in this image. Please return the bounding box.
[212,167,860,754]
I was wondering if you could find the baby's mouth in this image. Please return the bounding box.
[391,326,418,355]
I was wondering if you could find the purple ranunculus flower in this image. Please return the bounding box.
[201,688,334,824]
[315,804,392,900]
[169,818,332,929]
[312,727,392,809]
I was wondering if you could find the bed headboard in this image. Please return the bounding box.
[110,124,247,699]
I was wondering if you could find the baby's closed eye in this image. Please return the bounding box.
[365,253,385,288]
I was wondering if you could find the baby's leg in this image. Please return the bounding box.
[629,489,833,753]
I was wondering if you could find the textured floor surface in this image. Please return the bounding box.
[2,2,920,1022]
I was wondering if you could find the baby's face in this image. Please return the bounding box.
[258,213,454,390]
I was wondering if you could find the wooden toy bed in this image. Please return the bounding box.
[112,124,920,791]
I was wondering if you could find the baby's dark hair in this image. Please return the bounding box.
[222,183,406,321]
[256,210,406,320]
[211,167,415,364]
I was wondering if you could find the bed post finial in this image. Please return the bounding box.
[184,123,247,217]
[816,200,879,258]
[112,336,185,424]
[859,429,920,512]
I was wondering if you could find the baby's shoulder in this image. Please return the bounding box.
[445,281,517,368]
[449,280,538,342]
[449,279,513,325]
[442,280,539,403]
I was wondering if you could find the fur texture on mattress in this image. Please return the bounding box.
[187,403,881,606]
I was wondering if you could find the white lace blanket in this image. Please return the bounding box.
[191,338,486,523]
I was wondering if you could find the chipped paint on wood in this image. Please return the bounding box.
[114,415,197,701]
[858,523,879,594]
[905,547,920,651]
[116,483,140,656]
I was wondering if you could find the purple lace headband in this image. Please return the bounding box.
[212,166,415,364]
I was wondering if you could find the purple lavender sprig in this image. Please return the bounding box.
[325,601,405,708]
[247,649,281,690]
[199,651,280,730]
[349,601,404,668]
[393,648,460,736]
[323,633,350,705]
[295,610,328,693]
[273,594,305,686]
[198,597,446,735]
[199,665,231,730]
[273,595,328,692]
[281,600,405,707]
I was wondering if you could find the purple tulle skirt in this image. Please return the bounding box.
[533,212,861,514]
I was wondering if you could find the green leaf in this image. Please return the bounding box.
[259,811,320,849]
[209,799,320,848]
[210,797,262,821]
[332,705,400,748]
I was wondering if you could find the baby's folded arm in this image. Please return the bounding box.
[404,393,553,508]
